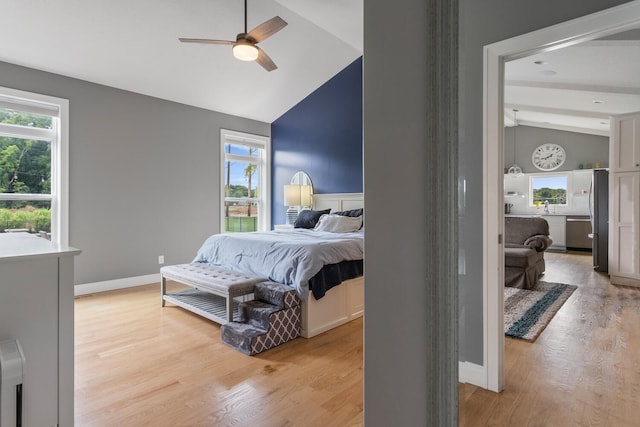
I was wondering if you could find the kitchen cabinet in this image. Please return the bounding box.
[0,233,80,426]
[543,215,566,251]
[610,171,640,284]
[610,112,640,286]
[610,113,640,173]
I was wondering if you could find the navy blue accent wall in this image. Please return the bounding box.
[271,57,363,226]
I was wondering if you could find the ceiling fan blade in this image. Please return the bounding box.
[255,47,277,72]
[247,16,287,43]
[178,38,234,45]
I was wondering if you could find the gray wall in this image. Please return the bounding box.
[0,61,270,285]
[458,0,631,365]
[504,126,609,173]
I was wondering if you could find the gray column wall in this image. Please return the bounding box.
[0,61,270,285]
[364,0,458,425]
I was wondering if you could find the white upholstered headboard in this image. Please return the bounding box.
[313,193,364,212]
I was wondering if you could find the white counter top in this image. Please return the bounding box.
[506,214,589,218]
[0,232,80,263]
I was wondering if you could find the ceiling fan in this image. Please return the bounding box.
[179,0,287,72]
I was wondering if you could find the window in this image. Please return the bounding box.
[220,129,270,233]
[0,87,68,245]
[530,174,568,206]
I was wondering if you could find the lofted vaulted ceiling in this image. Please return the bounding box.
[505,29,640,136]
[3,1,635,133]
[0,0,362,123]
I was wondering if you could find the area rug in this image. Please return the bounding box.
[504,281,577,342]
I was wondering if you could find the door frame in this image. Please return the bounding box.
[483,1,640,392]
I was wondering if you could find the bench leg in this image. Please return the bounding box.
[227,296,233,322]
[161,275,166,307]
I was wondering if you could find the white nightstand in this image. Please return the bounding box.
[273,224,294,231]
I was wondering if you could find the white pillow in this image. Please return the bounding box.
[314,214,363,233]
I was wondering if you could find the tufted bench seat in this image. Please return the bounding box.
[160,263,265,324]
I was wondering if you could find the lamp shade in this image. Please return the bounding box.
[284,184,302,206]
[300,185,313,206]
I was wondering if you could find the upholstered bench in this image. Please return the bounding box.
[160,263,265,324]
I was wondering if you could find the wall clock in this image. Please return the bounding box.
[532,143,566,171]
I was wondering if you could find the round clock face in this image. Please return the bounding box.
[532,143,566,171]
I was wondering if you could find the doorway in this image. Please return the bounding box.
[483,1,640,392]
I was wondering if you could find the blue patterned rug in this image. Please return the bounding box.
[504,281,577,342]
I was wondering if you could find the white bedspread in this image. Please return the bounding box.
[193,229,364,298]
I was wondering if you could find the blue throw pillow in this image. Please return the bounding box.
[334,208,363,218]
[293,209,331,229]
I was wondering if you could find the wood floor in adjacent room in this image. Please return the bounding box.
[74,282,363,426]
[460,251,640,426]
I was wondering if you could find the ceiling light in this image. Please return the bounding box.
[534,60,547,65]
[233,41,259,61]
[507,109,524,178]
[592,100,603,104]
[540,70,556,76]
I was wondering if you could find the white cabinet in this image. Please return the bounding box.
[610,113,640,172]
[610,112,640,286]
[0,233,80,426]
[544,215,566,251]
[610,172,640,284]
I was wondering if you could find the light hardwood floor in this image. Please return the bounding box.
[75,281,363,426]
[76,252,640,426]
[460,251,640,426]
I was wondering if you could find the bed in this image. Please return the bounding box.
[284,192,364,337]
[177,193,364,338]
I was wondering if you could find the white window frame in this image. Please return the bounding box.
[220,129,271,232]
[0,86,69,246]
[528,173,569,207]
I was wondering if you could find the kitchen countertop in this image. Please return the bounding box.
[506,214,589,218]
[0,232,80,263]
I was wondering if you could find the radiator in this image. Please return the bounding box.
[0,340,25,427]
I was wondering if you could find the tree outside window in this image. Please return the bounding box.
[530,175,568,206]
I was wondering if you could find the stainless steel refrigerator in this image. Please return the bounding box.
[589,169,609,272]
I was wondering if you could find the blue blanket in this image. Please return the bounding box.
[193,229,364,298]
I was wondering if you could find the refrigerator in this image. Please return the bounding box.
[589,169,609,272]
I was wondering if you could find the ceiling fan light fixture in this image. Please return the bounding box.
[233,41,259,61]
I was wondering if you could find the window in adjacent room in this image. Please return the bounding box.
[0,87,69,244]
[220,129,270,233]
[529,174,568,206]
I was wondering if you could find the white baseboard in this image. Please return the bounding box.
[458,361,486,388]
[75,273,160,296]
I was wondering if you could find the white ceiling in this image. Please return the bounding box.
[0,0,362,123]
[505,30,640,136]
[3,1,635,134]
